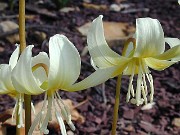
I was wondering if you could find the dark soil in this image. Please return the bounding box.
[0,0,179,135]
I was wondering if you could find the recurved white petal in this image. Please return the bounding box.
[32,52,49,86]
[12,45,45,95]
[145,57,176,71]
[87,15,122,68]
[165,38,180,48]
[9,45,20,69]
[48,34,81,90]
[134,18,165,57]
[32,52,49,67]
[153,45,180,61]
[65,66,117,92]
[0,64,15,94]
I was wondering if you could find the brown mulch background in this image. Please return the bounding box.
[0,0,180,135]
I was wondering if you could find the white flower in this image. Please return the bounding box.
[87,15,180,106]
[11,34,116,135]
[0,45,25,128]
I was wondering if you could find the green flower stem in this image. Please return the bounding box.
[19,0,31,134]
[111,74,122,135]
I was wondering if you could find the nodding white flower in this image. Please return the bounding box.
[0,45,25,128]
[11,34,116,135]
[87,15,180,106]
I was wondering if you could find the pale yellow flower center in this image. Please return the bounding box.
[29,64,75,135]
[123,38,154,106]
[125,59,154,106]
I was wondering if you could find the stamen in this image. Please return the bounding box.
[126,74,134,102]
[149,74,154,103]
[130,98,136,104]
[49,94,55,121]
[131,85,135,97]
[19,101,24,128]
[138,61,148,105]
[12,97,18,122]
[136,70,142,106]
[54,92,64,112]
[130,98,144,105]
[31,102,36,114]
[28,111,43,135]
[52,94,68,135]
[40,94,52,134]
[141,83,147,104]
[126,64,135,102]
[18,94,22,115]
[29,91,75,135]
[39,93,47,127]
[28,93,47,135]
[55,93,72,128]
[145,73,151,82]
[56,111,67,135]
[142,74,148,95]
[126,88,131,102]
[128,59,155,106]
[56,91,70,116]
[55,91,75,131]
[17,94,24,128]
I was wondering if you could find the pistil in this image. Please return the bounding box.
[126,60,155,106]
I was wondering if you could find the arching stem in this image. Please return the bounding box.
[111,38,136,135]
[111,75,122,135]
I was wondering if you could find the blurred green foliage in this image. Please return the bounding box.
[51,0,70,9]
